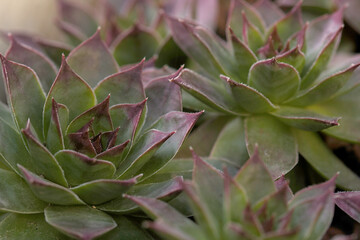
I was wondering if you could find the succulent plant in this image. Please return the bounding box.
[129,149,336,240]
[0,30,201,239]
[55,0,219,68]
[277,0,360,35]
[168,0,360,190]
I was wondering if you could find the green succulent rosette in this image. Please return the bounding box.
[129,149,336,240]
[0,31,201,239]
[168,0,360,190]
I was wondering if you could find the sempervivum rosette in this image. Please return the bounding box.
[168,0,360,190]
[0,30,201,239]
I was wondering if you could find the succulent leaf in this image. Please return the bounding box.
[22,120,68,186]
[248,58,300,104]
[223,76,278,113]
[144,72,182,128]
[94,60,145,105]
[270,106,339,131]
[295,130,360,190]
[139,111,202,179]
[0,214,71,239]
[55,150,116,186]
[117,129,175,179]
[245,115,298,179]
[112,25,160,66]
[43,56,96,136]
[210,118,249,166]
[166,15,225,77]
[173,69,239,114]
[71,176,140,205]
[335,191,360,223]
[98,177,183,213]
[19,165,84,205]
[45,206,117,240]
[6,36,57,92]
[67,29,119,88]
[0,55,46,140]
[109,99,147,144]
[0,168,47,214]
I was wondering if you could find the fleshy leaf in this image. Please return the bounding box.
[234,149,276,203]
[98,177,182,213]
[94,60,145,105]
[55,150,116,186]
[173,69,239,114]
[252,0,284,27]
[45,206,117,240]
[222,75,277,113]
[66,95,113,134]
[6,35,57,92]
[0,117,32,175]
[189,151,224,238]
[335,191,360,223]
[137,111,202,180]
[0,214,71,239]
[46,99,67,153]
[210,118,249,166]
[18,165,84,205]
[177,116,230,158]
[0,168,47,214]
[96,140,130,167]
[22,121,68,186]
[117,130,175,179]
[313,84,360,143]
[289,64,360,106]
[305,9,343,67]
[127,196,203,240]
[57,0,98,38]
[270,106,339,131]
[242,13,265,52]
[301,27,343,90]
[245,115,298,178]
[192,26,238,80]
[166,15,225,77]
[229,29,257,83]
[1,55,45,139]
[113,25,160,65]
[99,216,154,240]
[145,72,182,128]
[224,169,247,224]
[289,177,336,240]
[295,130,360,190]
[43,56,96,136]
[71,176,140,205]
[67,121,97,157]
[0,101,15,128]
[110,99,147,143]
[276,46,305,73]
[67,29,119,87]
[248,58,300,104]
[227,0,265,40]
[269,1,303,42]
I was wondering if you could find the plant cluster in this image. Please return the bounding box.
[0,0,360,239]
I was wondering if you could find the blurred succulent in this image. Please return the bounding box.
[0,31,201,239]
[276,0,360,35]
[56,0,219,67]
[129,149,336,240]
[169,0,360,190]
